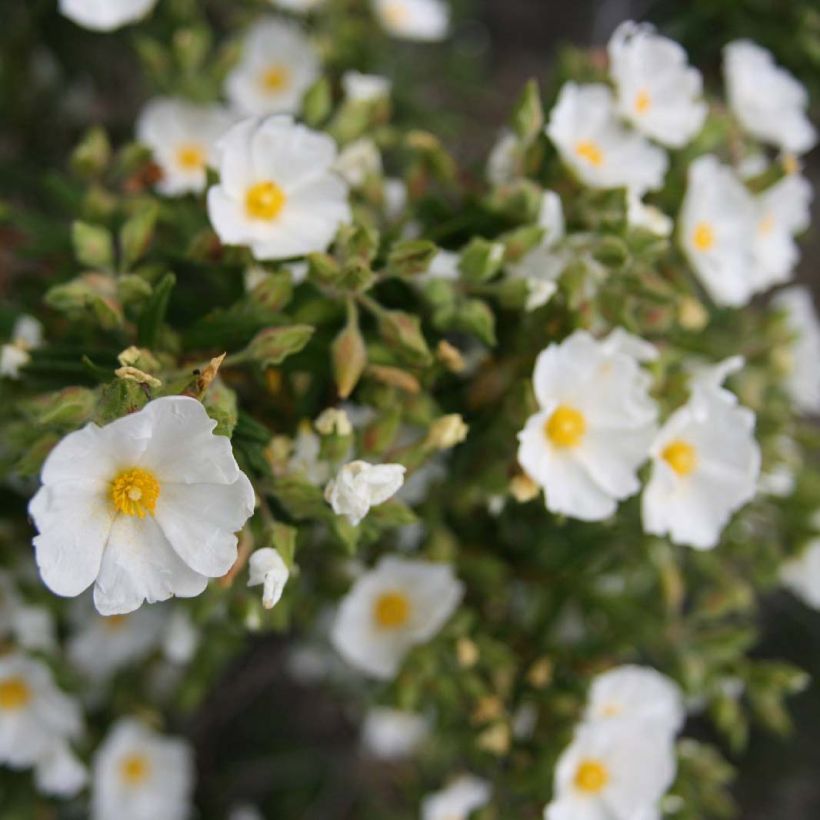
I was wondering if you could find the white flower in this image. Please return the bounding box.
[207,115,351,260]
[546,83,668,193]
[627,190,673,237]
[29,396,255,615]
[545,721,676,820]
[584,665,684,737]
[0,652,86,797]
[334,138,383,187]
[324,460,406,526]
[59,0,157,31]
[642,359,760,549]
[342,71,391,102]
[422,775,491,820]
[92,718,194,820]
[424,249,460,281]
[248,547,290,609]
[288,423,332,485]
[772,286,820,414]
[0,571,56,652]
[330,556,463,679]
[1,315,43,379]
[269,0,326,12]
[751,173,812,293]
[67,597,165,683]
[486,130,519,186]
[136,98,234,196]
[608,21,707,148]
[384,178,408,221]
[724,40,817,155]
[372,0,449,41]
[162,608,200,665]
[225,18,320,116]
[781,538,820,609]
[517,330,658,522]
[361,707,429,759]
[678,154,757,307]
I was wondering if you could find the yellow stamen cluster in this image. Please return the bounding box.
[575,140,604,167]
[545,405,587,448]
[692,221,715,252]
[176,143,205,171]
[120,753,151,786]
[662,440,697,476]
[634,89,652,114]
[0,676,31,711]
[245,181,287,221]
[111,468,160,518]
[373,591,411,629]
[261,65,291,93]
[574,759,609,793]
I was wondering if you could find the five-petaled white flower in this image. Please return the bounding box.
[642,357,760,549]
[325,460,406,526]
[724,40,817,155]
[225,18,320,116]
[59,0,157,31]
[136,98,234,197]
[679,154,757,307]
[247,547,290,609]
[330,556,463,679]
[608,21,707,148]
[207,115,351,260]
[92,718,194,820]
[421,775,492,820]
[361,707,430,760]
[1,315,43,379]
[29,396,255,615]
[0,652,87,797]
[546,83,668,193]
[372,0,449,41]
[517,330,658,522]
[781,538,820,609]
[772,286,820,414]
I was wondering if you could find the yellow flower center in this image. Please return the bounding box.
[260,64,291,93]
[245,181,287,221]
[545,405,587,448]
[692,221,715,252]
[575,140,604,167]
[662,440,697,476]
[383,1,409,26]
[758,212,776,235]
[175,143,205,171]
[103,614,129,631]
[111,468,160,518]
[782,153,799,176]
[0,677,31,711]
[634,89,651,114]
[574,758,609,793]
[373,591,411,629]
[120,753,151,786]
[600,702,622,717]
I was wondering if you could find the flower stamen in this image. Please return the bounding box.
[545,405,587,448]
[373,591,410,629]
[662,440,697,476]
[575,140,604,167]
[120,753,151,786]
[245,181,287,221]
[574,758,609,793]
[111,468,160,518]
[0,677,31,711]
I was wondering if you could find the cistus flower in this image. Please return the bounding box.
[0,571,56,652]
[225,18,320,116]
[58,0,157,31]
[772,286,820,414]
[608,21,707,148]
[0,652,86,797]
[324,460,406,526]
[724,40,817,155]
[247,547,290,609]
[330,556,463,679]
[361,707,430,760]
[421,775,492,820]
[679,154,757,307]
[517,330,658,522]
[341,71,392,102]
[544,721,676,820]
[136,98,234,197]
[642,358,761,549]
[29,396,255,615]
[1,314,42,379]
[546,83,668,193]
[92,719,194,820]
[372,0,450,41]
[781,538,820,609]
[207,115,351,260]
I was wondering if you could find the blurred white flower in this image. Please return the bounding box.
[642,358,760,549]
[679,154,756,307]
[162,608,200,665]
[288,423,332,485]
[136,98,234,196]
[59,0,157,31]
[546,83,668,193]
[226,18,319,116]
[29,396,255,614]
[269,0,326,12]
[486,130,519,186]
[0,652,86,797]
[373,0,449,41]
[627,190,673,237]
[1,315,43,379]
[424,249,460,281]
[608,21,707,148]
[342,71,391,102]
[361,707,430,759]
[325,460,406,525]
[751,173,812,293]
[248,547,290,609]
[383,177,408,221]
[772,286,820,414]
[330,556,463,679]
[208,115,351,260]
[0,571,56,652]
[92,718,194,820]
[781,538,820,609]
[334,138,383,187]
[517,330,658,521]
[724,40,816,155]
[421,775,491,820]
[545,721,676,820]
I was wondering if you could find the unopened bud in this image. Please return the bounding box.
[315,407,353,437]
[426,414,468,450]
[510,473,539,502]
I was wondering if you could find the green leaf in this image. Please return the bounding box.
[72,221,115,269]
[120,202,159,270]
[137,272,176,348]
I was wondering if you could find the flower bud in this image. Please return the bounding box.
[426,414,468,450]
